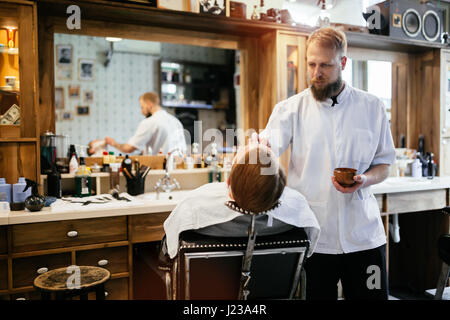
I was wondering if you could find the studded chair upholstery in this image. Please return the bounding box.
[158,227,310,300]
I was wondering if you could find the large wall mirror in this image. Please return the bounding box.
[52,33,240,155]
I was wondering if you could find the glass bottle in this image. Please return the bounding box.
[75,157,92,197]
[259,0,266,20]
[251,5,259,20]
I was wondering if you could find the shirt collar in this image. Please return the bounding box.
[316,81,350,108]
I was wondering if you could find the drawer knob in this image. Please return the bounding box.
[98,259,109,266]
[105,291,108,297]
[37,267,48,274]
[67,230,78,238]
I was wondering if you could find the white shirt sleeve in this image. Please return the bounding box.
[371,101,396,166]
[127,119,153,151]
[259,100,294,157]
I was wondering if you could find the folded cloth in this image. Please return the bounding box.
[50,193,144,213]
[163,182,321,259]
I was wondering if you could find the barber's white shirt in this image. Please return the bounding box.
[260,83,395,254]
[127,109,187,155]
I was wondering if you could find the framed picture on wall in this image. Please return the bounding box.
[62,111,73,120]
[198,0,226,16]
[68,85,80,98]
[55,87,65,109]
[77,106,90,116]
[84,90,94,103]
[56,68,72,80]
[56,45,73,66]
[158,0,188,11]
[79,59,95,81]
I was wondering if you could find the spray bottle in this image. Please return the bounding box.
[23,179,45,212]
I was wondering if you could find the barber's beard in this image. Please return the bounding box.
[310,75,343,102]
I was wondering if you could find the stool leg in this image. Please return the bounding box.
[435,262,450,300]
[41,292,51,300]
[95,284,106,300]
[80,293,89,300]
[55,292,65,300]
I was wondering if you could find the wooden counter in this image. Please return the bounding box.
[0,177,449,299]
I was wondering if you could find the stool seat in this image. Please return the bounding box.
[34,266,110,300]
[438,234,450,266]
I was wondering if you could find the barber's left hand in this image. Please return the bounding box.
[331,174,367,194]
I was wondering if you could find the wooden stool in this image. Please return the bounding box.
[33,266,110,300]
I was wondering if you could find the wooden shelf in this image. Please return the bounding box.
[38,0,315,37]
[0,87,20,95]
[0,137,37,143]
[346,31,448,53]
[0,47,18,55]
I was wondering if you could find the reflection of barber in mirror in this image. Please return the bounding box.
[255,28,396,300]
[104,92,187,155]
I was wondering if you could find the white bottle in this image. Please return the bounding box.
[69,153,79,175]
[412,158,422,178]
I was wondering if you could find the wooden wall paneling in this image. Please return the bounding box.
[258,31,277,130]
[37,12,55,136]
[238,37,259,133]
[0,142,37,185]
[391,63,408,147]
[411,50,441,166]
[17,4,38,138]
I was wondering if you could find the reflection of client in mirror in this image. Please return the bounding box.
[101,92,187,155]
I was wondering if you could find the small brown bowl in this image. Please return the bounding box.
[334,168,357,187]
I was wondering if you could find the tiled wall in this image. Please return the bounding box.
[54,34,232,152]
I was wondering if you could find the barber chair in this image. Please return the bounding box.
[158,227,310,300]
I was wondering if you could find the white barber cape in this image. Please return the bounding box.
[163,182,321,259]
[127,109,187,155]
[260,83,396,255]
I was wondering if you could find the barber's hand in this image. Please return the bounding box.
[331,174,367,194]
[104,137,115,147]
[250,132,271,149]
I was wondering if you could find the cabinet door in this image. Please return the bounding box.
[0,258,7,290]
[0,2,38,138]
[276,32,307,102]
[441,137,450,176]
[12,252,71,288]
[442,51,450,135]
[76,246,129,275]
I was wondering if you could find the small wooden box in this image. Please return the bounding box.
[0,125,20,138]
[230,1,246,19]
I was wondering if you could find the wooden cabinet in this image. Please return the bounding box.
[441,50,450,176]
[0,258,7,290]
[276,32,307,102]
[76,246,129,275]
[11,216,127,253]
[0,0,40,186]
[129,212,170,243]
[441,137,450,176]
[0,226,6,254]
[12,252,71,288]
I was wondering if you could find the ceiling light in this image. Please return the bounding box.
[106,37,122,42]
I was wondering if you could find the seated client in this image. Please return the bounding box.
[162,144,320,259]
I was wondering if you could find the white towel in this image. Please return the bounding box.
[163,182,321,258]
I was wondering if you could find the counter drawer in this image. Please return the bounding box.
[0,258,7,290]
[76,246,128,275]
[11,216,127,253]
[0,226,7,254]
[129,212,170,243]
[12,252,71,288]
[104,277,129,300]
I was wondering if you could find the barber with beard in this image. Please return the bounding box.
[103,92,187,155]
[256,28,395,300]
